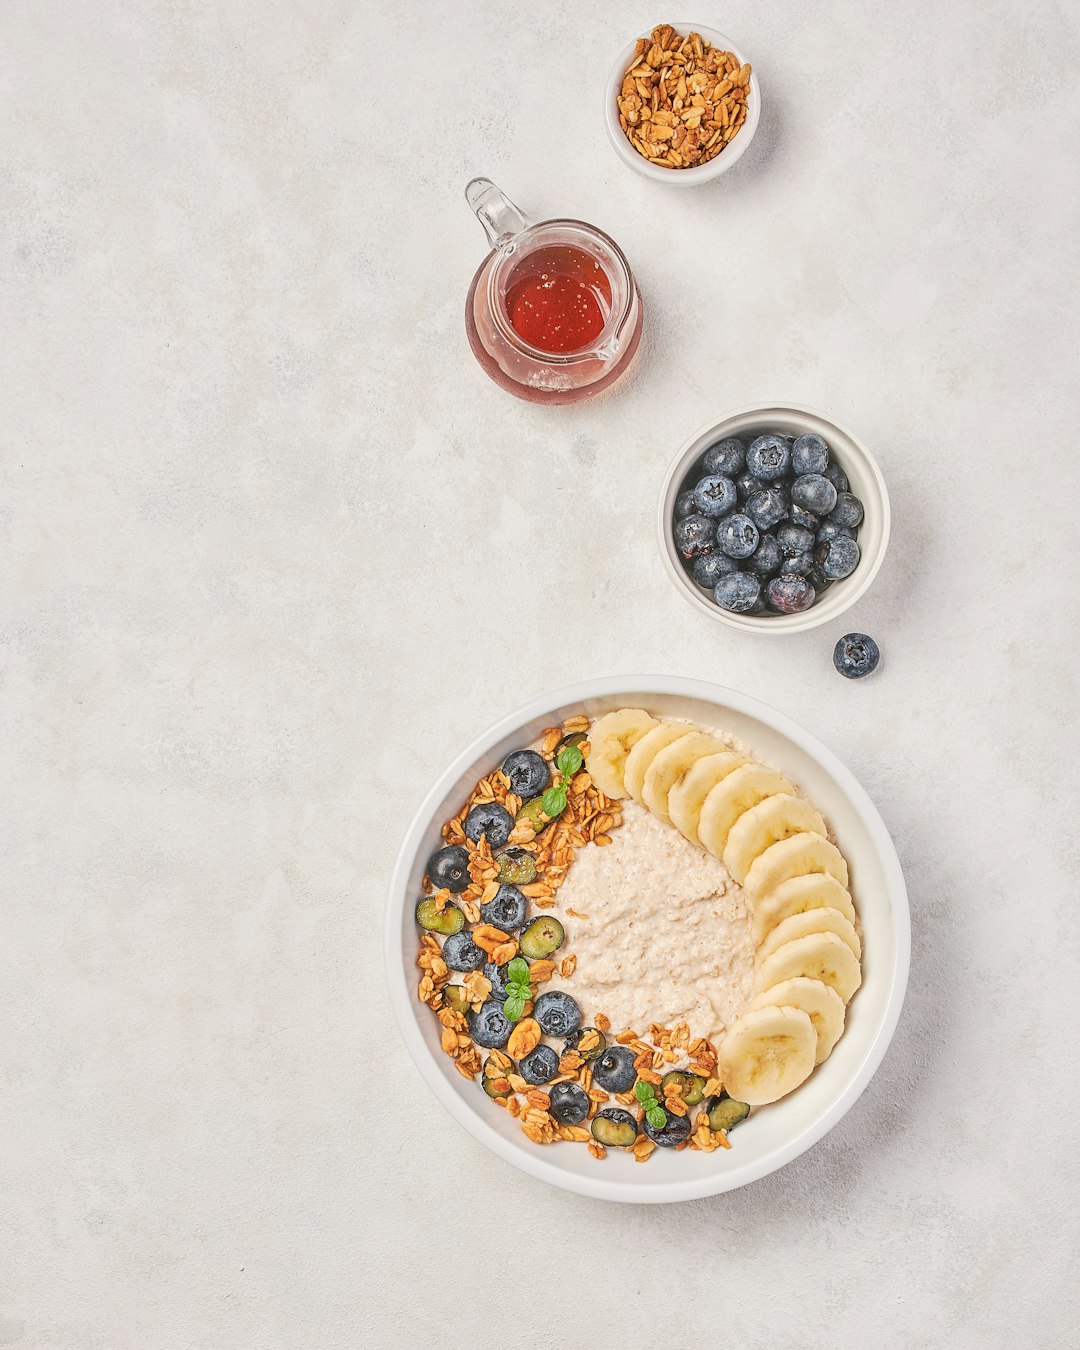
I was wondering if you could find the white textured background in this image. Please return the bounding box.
[3,1,1079,1346]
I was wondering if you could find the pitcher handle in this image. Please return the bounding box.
[465,177,530,251]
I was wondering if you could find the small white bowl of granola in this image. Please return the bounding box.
[384,676,909,1203]
[604,23,761,184]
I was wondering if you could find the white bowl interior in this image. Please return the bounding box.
[385,678,909,1203]
[659,405,891,634]
[604,24,761,184]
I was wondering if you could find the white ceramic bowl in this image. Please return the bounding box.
[604,24,761,185]
[385,676,910,1204]
[659,403,891,635]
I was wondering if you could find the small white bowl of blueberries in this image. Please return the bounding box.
[658,404,890,659]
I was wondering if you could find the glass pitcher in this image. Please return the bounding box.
[464,178,643,405]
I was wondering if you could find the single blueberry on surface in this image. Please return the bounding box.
[767,575,816,614]
[592,1045,638,1093]
[789,503,820,532]
[776,522,815,556]
[745,485,790,532]
[692,473,738,519]
[674,513,716,560]
[479,884,527,931]
[533,990,581,1037]
[791,473,838,516]
[746,434,792,481]
[464,802,514,850]
[829,491,865,529]
[519,1044,560,1086]
[442,931,486,972]
[468,999,512,1049]
[549,1081,590,1125]
[643,1108,693,1148]
[703,437,746,477]
[833,632,881,679]
[674,489,697,520]
[815,519,854,546]
[783,549,815,577]
[501,749,549,799]
[716,512,760,559]
[823,461,849,493]
[792,432,830,476]
[735,470,760,501]
[693,551,740,589]
[714,571,763,613]
[745,533,783,577]
[815,534,861,579]
[427,845,471,894]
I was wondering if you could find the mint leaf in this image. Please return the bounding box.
[503,994,526,1022]
[634,1080,654,1106]
[506,956,530,984]
[646,1105,667,1130]
[541,785,567,817]
[556,745,583,775]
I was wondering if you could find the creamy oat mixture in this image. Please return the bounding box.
[550,798,755,1040]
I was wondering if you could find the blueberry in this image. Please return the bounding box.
[776,522,815,556]
[745,533,783,577]
[501,749,549,799]
[833,632,880,680]
[692,474,738,519]
[714,571,763,613]
[643,1108,693,1148]
[443,931,485,972]
[592,1045,638,1093]
[823,461,849,493]
[692,551,740,589]
[791,474,838,516]
[816,519,855,546]
[784,549,815,577]
[789,503,820,532]
[549,1081,590,1125]
[746,434,792,481]
[766,575,816,614]
[533,990,581,1037]
[829,491,865,530]
[519,1044,560,1086]
[792,433,830,476]
[464,802,513,850]
[807,563,831,594]
[703,437,746,477]
[815,534,861,580]
[479,883,527,931]
[745,485,789,532]
[674,513,716,560]
[482,960,512,1002]
[590,1108,638,1148]
[468,999,512,1049]
[716,512,759,559]
[674,489,697,520]
[735,471,760,501]
[427,845,471,894]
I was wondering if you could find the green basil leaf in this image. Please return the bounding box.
[541,785,567,817]
[556,745,584,775]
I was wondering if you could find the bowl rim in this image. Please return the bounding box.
[603,23,761,184]
[383,675,911,1204]
[658,403,892,634]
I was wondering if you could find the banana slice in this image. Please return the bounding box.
[641,732,728,823]
[756,906,861,965]
[753,931,862,1004]
[717,1005,817,1106]
[749,977,845,1065]
[584,708,658,800]
[750,873,857,945]
[722,793,828,884]
[667,751,747,846]
[623,723,699,804]
[697,764,794,859]
[743,832,849,900]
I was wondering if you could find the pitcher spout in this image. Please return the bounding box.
[465,177,530,251]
